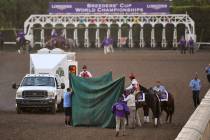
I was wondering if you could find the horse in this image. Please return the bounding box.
[135,85,161,127]
[153,90,175,123]
[64,38,76,50]
[124,85,161,127]
[45,36,75,51]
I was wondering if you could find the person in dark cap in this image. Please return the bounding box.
[79,65,92,78]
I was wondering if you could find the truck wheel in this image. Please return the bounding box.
[51,103,57,114]
[16,105,22,114]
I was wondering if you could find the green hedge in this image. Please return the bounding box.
[172,6,210,42]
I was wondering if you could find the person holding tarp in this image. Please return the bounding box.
[112,96,130,137]
[79,65,92,78]
[63,88,73,127]
[70,72,124,128]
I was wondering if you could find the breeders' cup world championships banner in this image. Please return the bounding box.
[48,2,170,15]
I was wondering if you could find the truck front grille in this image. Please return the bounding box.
[22,90,48,98]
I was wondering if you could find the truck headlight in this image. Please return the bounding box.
[48,92,54,98]
[16,92,22,98]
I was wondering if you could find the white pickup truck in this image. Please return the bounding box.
[13,48,78,114]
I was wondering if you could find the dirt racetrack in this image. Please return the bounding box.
[0,48,210,140]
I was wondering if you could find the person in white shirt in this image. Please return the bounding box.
[153,81,168,101]
[126,73,139,91]
[124,91,136,129]
[79,65,92,78]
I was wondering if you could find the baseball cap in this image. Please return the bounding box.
[132,79,138,85]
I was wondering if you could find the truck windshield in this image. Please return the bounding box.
[21,77,55,87]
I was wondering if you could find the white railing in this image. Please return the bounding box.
[175,89,210,140]
[196,42,210,49]
[3,42,16,45]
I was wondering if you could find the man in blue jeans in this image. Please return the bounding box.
[63,88,72,127]
[189,73,201,108]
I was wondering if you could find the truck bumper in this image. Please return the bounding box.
[16,98,56,108]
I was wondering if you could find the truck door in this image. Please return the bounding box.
[55,77,62,104]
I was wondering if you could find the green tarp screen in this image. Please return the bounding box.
[70,72,125,128]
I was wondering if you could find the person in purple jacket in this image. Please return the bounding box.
[112,96,130,137]
[16,30,26,54]
[187,37,195,54]
[179,36,186,54]
[102,35,114,54]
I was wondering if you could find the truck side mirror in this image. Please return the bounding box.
[61,83,65,89]
[12,83,17,89]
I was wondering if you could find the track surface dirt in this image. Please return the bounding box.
[0,49,210,140]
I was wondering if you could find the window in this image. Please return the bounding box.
[21,77,55,87]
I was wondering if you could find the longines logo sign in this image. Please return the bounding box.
[49,2,169,15]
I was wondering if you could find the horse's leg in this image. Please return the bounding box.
[146,116,150,123]
[158,111,163,125]
[168,93,174,124]
[152,108,158,127]
[158,103,163,125]
[153,100,161,127]
[143,106,147,122]
[136,108,142,127]
[169,112,172,123]
[165,109,169,123]
[143,105,150,123]
[154,118,158,127]
[125,114,128,126]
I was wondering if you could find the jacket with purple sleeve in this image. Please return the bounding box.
[112,101,130,118]
[102,37,113,47]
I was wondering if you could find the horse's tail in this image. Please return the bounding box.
[169,92,175,114]
[171,94,175,114]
